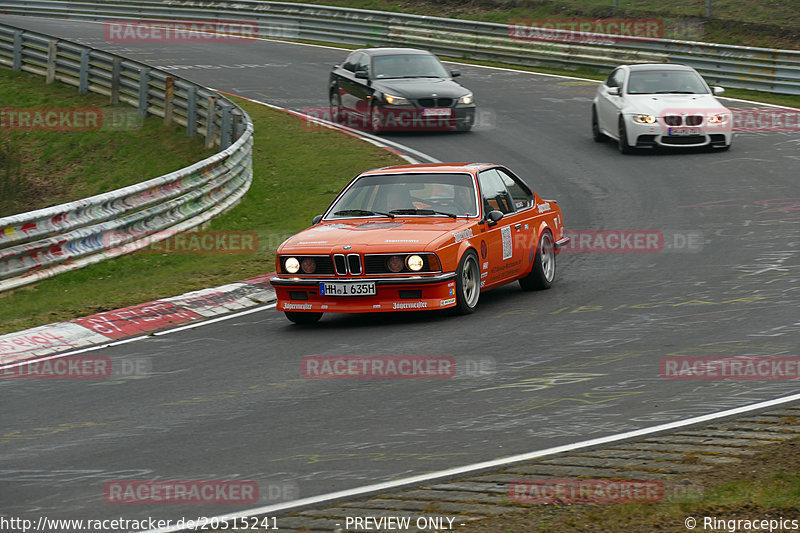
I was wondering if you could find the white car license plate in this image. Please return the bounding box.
[320,282,376,296]
[667,127,702,136]
[422,108,452,117]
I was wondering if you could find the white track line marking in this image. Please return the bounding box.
[0,304,276,371]
[143,391,800,532]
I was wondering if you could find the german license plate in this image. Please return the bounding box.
[422,108,452,117]
[320,282,376,296]
[667,127,702,136]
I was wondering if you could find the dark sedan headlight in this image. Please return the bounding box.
[384,93,411,106]
[458,93,474,105]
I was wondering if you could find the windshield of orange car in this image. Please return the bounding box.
[626,70,709,95]
[326,173,478,219]
[371,54,451,79]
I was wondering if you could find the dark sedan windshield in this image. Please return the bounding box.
[372,54,451,79]
[627,70,709,95]
[327,173,478,218]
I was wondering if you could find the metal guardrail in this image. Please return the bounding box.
[0,0,798,94]
[0,21,253,291]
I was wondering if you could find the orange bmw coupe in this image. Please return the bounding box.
[270,163,569,324]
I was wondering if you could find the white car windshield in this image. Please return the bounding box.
[327,173,478,219]
[372,54,450,79]
[627,70,709,95]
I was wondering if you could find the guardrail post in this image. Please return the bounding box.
[232,108,244,139]
[220,104,232,150]
[12,31,22,71]
[205,96,217,148]
[78,49,90,94]
[164,77,174,125]
[138,68,150,117]
[186,86,197,137]
[46,39,57,84]
[110,57,121,104]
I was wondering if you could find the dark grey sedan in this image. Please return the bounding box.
[329,48,476,132]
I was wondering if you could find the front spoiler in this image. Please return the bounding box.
[271,272,459,314]
[270,272,457,287]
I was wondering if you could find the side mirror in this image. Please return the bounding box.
[712,86,725,95]
[607,86,621,96]
[450,69,461,78]
[355,71,369,80]
[312,214,323,225]
[485,210,504,227]
[333,64,340,70]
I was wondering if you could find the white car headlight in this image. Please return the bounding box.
[284,257,300,274]
[406,255,424,271]
[458,93,473,105]
[708,113,728,124]
[384,93,410,106]
[633,114,657,124]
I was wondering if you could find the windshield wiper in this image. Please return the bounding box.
[333,209,395,218]
[654,90,698,94]
[389,208,457,219]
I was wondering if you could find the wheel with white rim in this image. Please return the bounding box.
[369,103,383,133]
[454,250,480,314]
[329,89,342,123]
[520,230,555,291]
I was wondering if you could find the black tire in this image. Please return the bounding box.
[285,311,322,324]
[329,89,342,123]
[592,106,607,142]
[618,116,633,154]
[369,103,383,133]
[454,250,481,314]
[520,231,555,291]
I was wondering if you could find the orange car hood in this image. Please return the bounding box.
[281,218,474,252]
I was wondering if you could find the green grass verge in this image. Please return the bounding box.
[461,434,800,532]
[0,90,402,335]
[0,68,217,217]
[280,0,800,48]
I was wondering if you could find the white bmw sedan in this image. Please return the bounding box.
[592,64,733,154]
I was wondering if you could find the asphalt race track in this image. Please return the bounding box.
[1,15,799,526]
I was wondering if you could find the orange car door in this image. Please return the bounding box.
[476,169,523,286]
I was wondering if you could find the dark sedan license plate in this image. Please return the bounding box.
[667,127,702,136]
[320,282,376,296]
[422,108,452,117]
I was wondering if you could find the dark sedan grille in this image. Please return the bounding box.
[664,115,682,126]
[417,98,455,108]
